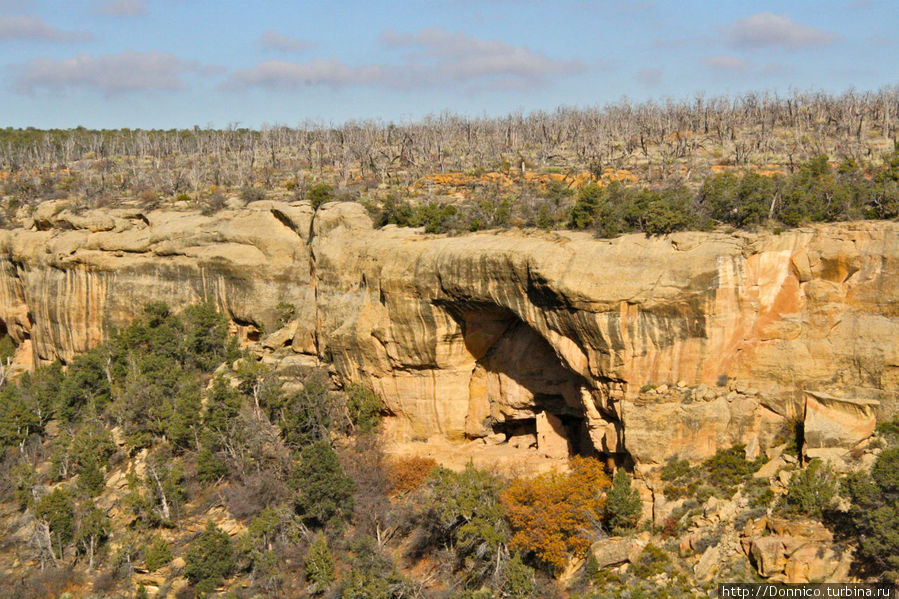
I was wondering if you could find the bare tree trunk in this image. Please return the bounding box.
[148,465,171,520]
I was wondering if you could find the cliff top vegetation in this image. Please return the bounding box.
[2,88,899,237]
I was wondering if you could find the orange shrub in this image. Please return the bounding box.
[388,456,438,495]
[500,456,609,572]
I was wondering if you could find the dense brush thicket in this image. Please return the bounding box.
[1,304,898,596]
[372,149,899,236]
[0,303,644,598]
[2,88,899,239]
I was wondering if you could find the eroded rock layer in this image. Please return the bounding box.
[1,199,897,466]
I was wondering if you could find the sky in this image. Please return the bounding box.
[0,0,896,129]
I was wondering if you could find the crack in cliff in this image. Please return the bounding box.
[307,207,322,358]
[270,209,300,235]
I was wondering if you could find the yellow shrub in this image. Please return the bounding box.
[501,456,610,572]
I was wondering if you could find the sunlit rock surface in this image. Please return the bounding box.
[2,199,897,466]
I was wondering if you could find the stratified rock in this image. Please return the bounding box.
[1,203,898,467]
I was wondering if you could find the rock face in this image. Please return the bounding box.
[742,517,845,583]
[802,391,878,451]
[1,200,898,467]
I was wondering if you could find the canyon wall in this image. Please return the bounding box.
[1,199,897,467]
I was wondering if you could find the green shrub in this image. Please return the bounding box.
[56,349,111,421]
[340,535,415,599]
[421,463,510,585]
[0,385,43,452]
[307,183,332,208]
[276,370,339,447]
[196,444,227,483]
[184,521,236,593]
[842,446,899,582]
[291,441,355,527]
[145,536,172,572]
[76,460,106,496]
[304,534,335,594]
[702,445,765,498]
[415,202,459,233]
[204,374,242,433]
[872,446,899,493]
[34,487,76,559]
[876,417,899,446]
[659,446,764,502]
[238,506,290,590]
[659,459,690,481]
[746,478,775,509]
[182,301,230,371]
[779,459,837,519]
[501,552,536,599]
[74,502,110,568]
[0,335,15,363]
[568,182,603,230]
[345,384,383,434]
[605,469,642,535]
[631,542,671,579]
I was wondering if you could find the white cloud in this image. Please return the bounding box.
[723,13,839,49]
[229,58,383,90]
[257,30,314,53]
[635,67,662,86]
[93,0,147,16]
[0,14,93,42]
[378,28,584,88]
[229,27,584,92]
[705,55,750,71]
[9,51,200,95]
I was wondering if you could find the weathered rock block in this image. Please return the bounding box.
[803,391,878,450]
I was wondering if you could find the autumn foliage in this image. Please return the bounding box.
[388,456,438,495]
[501,457,610,572]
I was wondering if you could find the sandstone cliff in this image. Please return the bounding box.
[1,199,897,467]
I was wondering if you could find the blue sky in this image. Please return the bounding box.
[0,0,896,129]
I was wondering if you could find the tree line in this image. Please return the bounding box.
[1,87,898,214]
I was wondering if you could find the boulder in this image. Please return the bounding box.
[766,517,832,543]
[803,391,878,450]
[754,455,788,479]
[784,543,839,583]
[694,542,723,580]
[749,536,788,577]
[590,537,648,569]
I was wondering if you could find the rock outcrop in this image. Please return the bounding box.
[741,517,849,583]
[1,199,898,467]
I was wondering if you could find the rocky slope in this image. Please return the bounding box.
[1,199,897,469]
